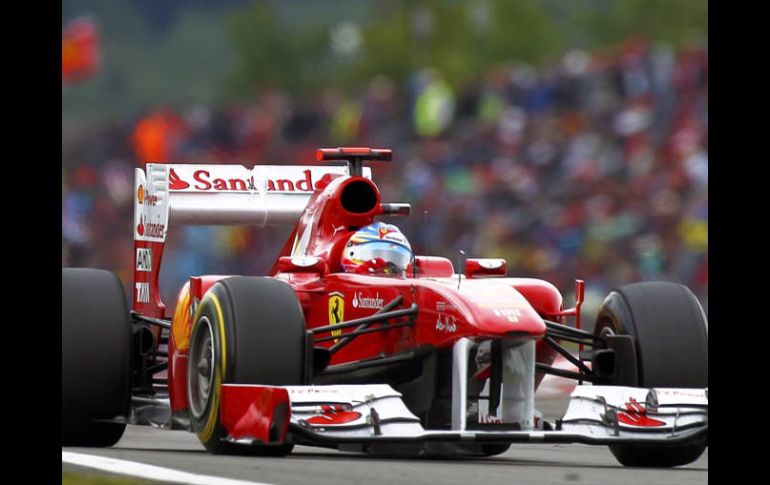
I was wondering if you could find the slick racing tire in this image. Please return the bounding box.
[187,277,306,455]
[478,444,511,457]
[62,268,131,447]
[595,282,708,467]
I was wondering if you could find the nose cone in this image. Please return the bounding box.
[458,281,546,337]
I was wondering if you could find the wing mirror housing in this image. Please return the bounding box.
[278,255,328,274]
[464,258,507,278]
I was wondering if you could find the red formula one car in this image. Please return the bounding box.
[62,148,708,467]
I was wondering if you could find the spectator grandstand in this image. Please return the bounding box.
[62,38,707,320]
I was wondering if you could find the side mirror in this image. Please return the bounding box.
[277,255,328,274]
[413,256,455,278]
[464,258,506,278]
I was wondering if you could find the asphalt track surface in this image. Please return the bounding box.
[62,397,708,485]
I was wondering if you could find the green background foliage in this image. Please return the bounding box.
[62,0,707,121]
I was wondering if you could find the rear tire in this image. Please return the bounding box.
[187,277,306,455]
[595,282,708,467]
[62,268,131,447]
[479,444,511,457]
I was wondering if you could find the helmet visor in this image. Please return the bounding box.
[350,241,412,275]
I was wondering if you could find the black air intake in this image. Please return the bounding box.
[340,179,378,214]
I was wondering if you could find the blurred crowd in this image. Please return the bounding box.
[62,38,708,317]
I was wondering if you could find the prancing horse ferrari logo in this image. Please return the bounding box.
[328,292,344,343]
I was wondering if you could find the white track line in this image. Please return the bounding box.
[62,451,273,485]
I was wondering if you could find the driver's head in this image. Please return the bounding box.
[341,222,413,275]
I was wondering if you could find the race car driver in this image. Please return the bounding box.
[341,222,413,276]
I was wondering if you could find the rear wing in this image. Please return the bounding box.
[133,163,371,316]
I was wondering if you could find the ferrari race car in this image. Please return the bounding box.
[62,147,708,467]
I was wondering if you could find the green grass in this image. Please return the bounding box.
[62,469,171,485]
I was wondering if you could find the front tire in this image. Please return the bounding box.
[595,282,707,467]
[62,268,131,447]
[187,277,306,455]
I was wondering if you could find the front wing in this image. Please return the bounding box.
[218,383,707,451]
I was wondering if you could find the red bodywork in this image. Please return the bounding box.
[219,385,291,443]
[153,150,581,438]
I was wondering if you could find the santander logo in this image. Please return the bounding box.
[136,215,165,239]
[167,168,325,193]
[352,291,384,310]
[168,168,190,190]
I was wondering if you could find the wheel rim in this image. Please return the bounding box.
[188,317,215,419]
[599,325,616,338]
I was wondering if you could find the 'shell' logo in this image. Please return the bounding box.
[168,168,190,190]
[305,405,362,425]
[137,185,158,206]
[328,292,344,343]
[616,398,665,427]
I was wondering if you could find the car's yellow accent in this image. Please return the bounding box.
[195,290,228,444]
[197,370,221,443]
[209,292,227,371]
[171,282,192,351]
